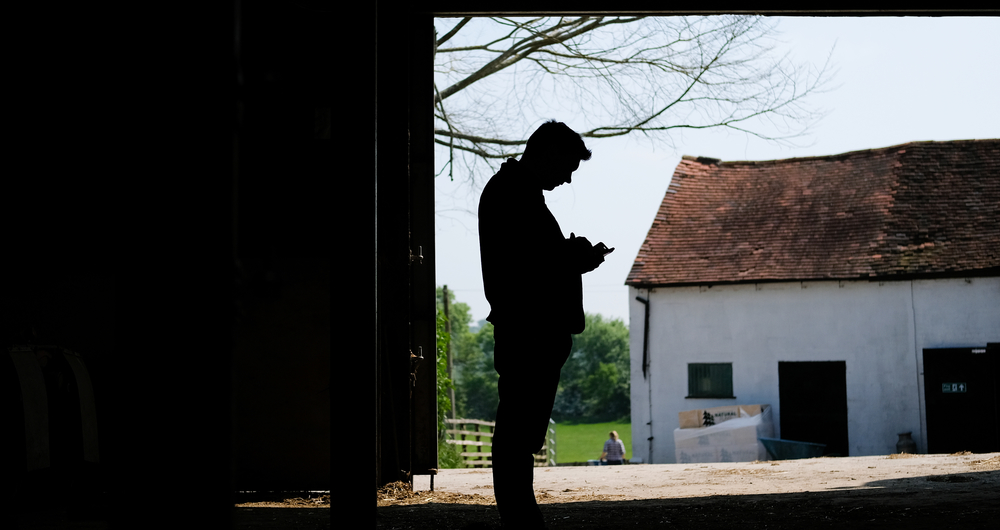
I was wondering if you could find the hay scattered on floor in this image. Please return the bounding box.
[377,481,496,507]
[968,455,1000,470]
[886,453,919,459]
[235,493,330,508]
[709,468,783,476]
[377,481,418,504]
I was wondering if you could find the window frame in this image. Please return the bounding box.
[686,362,735,399]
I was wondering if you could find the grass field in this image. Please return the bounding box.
[554,421,631,464]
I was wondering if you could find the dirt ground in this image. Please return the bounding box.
[377,452,1000,529]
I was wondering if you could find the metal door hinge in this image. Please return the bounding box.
[409,347,424,385]
[410,245,424,265]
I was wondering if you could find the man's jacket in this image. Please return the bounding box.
[478,158,585,334]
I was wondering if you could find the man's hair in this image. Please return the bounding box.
[523,120,592,162]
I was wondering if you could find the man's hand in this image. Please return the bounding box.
[569,233,610,273]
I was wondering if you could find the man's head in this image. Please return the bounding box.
[521,120,592,191]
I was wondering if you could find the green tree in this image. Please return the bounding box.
[434,289,630,424]
[436,287,480,384]
[436,287,499,421]
[434,308,463,468]
[436,287,474,349]
[434,308,455,433]
[553,313,631,423]
[455,322,499,421]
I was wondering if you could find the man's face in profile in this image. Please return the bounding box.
[539,155,581,191]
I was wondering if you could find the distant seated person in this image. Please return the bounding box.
[600,430,626,465]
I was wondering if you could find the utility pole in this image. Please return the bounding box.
[442,285,456,419]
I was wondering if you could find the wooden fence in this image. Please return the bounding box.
[445,418,555,468]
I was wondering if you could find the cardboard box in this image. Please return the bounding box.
[678,404,768,429]
[674,406,774,463]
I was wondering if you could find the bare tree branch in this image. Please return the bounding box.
[435,139,523,159]
[435,17,644,104]
[434,16,837,186]
[436,17,472,48]
[434,129,527,146]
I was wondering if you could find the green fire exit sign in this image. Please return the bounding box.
[942,382,967,393]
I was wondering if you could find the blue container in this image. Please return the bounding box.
[758,437,826,460]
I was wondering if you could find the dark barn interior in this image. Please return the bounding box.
[3,1,340,528]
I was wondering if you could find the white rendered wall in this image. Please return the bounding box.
[628,277,1000,464]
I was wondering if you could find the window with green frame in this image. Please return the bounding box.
[687,363,734,398]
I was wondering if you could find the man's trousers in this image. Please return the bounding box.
[491,327,572,529]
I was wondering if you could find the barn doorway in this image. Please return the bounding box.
[923,347,1000,454]
[778,361,849,456]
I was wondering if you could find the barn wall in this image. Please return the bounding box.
[233,258,330,490]
[629,277,1000,463]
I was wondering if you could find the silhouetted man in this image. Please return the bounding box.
[479,120,612,529]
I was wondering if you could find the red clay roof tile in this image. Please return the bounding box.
[626,139,1000,287]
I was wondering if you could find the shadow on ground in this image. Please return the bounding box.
[11,489,331,530]
[377,469,1000,529]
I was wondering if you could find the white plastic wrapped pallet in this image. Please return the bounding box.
[674,405,774,463]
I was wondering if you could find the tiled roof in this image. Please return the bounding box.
[626,139,1000,287]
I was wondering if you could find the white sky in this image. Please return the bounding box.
[434,16,1000,327]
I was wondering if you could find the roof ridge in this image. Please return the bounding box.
[680,138,997,166]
